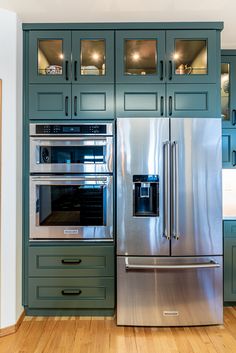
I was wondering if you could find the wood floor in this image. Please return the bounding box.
[1,307,236,353]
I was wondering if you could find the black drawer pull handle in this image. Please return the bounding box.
[232,150,236,167]
[232,109,236,126]
[74,96,77,116]
[61,259,81,265]
[65,60,69,81]
[169,96,172,116]
[61,289,82,296]
[160,96,164,116]
[168,61,172,80]
[65,96,69,116]
[160,60,164,81]
[74,60,78,81]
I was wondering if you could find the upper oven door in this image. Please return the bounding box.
[30,136,113,173]
[30,175,113,240]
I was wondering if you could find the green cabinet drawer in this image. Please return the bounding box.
[72,84,114,119]
[28,277,114,308]
[224,221,236,238]
[167,84,219,117]
[29,84,72,120]
[116,84,165,117]
[224,238,236,302]
[29,246,114,277]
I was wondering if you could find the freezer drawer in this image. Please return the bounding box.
[117,256,223,326]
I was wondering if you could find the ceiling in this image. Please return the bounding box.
[0,0,235,48]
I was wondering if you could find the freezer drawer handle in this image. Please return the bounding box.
[125,258,220,270]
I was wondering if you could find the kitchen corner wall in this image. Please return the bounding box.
[0,8,23,328]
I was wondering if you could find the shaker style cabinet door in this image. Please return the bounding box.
[222,129,236,168]
[221,54,236,128]
[224,221,236,302]
[116,30,165,83]
[166,84,219,117]
[166,30,218,84]
[72,31,114,84]
[29,31,71,84]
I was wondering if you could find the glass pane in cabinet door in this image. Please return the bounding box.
[38,40,63,76]
[221,63,230,121]
[81,40,105,75]
[173,40,207,75]
[125,40,157,75]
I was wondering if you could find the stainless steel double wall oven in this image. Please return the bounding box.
[29,123,113,240]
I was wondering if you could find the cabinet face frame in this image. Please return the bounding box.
[29,31,72,84]
[166,30,217,84]
[221,55,236,128]
[116,30,165,84]
[72,31,114,84]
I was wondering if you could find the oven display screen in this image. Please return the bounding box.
[62,126,80,133]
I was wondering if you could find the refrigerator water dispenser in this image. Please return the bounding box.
[133,175,159,217]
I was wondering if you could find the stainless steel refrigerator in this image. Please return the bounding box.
[116,117,222,326]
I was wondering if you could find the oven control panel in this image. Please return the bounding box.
[34,124,108,135]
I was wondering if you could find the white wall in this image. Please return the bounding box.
[0,8,23,328]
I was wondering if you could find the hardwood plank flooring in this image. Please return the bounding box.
[1,308,236,353]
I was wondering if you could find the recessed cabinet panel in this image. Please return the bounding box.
[116,84,165,117]
[29,31,71,84]
[72,84,114,119]
[28,277,114,308]
[224,230,236,302]
[29,84,71,120]
[221,55,236,127]
[166,30,217,83]
[116,31,165,83]
[167,84,218,117]
[222,129,236,168]
[72,31,114,83]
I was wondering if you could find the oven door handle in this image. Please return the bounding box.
[31,176,111,183]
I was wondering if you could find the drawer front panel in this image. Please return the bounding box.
[28,277,114,308]
[224,238,236,301]
[224,221,236,238]
[29,246,114,277]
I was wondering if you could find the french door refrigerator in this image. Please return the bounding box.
[117,117,222,326]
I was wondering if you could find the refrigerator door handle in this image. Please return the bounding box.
[163,141,171,240]
[125,257,220,270]
[172,141,180,240]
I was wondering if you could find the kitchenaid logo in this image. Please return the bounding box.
[64,229,79,235]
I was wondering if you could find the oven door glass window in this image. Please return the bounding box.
[40,146,104,164]
[37,184,105,226]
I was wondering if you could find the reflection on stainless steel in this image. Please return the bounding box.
[117,118,170,256]
[117,117,222,326]
[30,175,113,240]
[117,256,223,326]
[170,119,222,256]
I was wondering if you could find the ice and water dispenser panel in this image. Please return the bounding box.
[133,175,159,217]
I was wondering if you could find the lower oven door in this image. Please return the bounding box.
[117,256,223,326]
[30,175,113,240]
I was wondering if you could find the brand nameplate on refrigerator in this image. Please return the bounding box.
[64,229,79,235]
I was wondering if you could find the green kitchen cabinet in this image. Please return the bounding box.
[221,51,236,127]
[29,31,72,84]
[224,221,236,302]
[222,129,236,168]
[116,29,219,84]
[72,31,114,84]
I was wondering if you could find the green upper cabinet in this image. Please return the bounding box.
[166,30,217,84]
[116,30,165,83]
[221,52,236,127]
[29,31,72,84]
[29,30,114,84]
[116,29,218,84]
[72,31,114,84]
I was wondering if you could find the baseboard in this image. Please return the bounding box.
[0,310,25,337]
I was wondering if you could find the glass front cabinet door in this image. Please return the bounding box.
[29,31,72,83]
[166,30,217,83]
[72,31,114,83]
[116,30,165,83]
[221,54,236,127]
